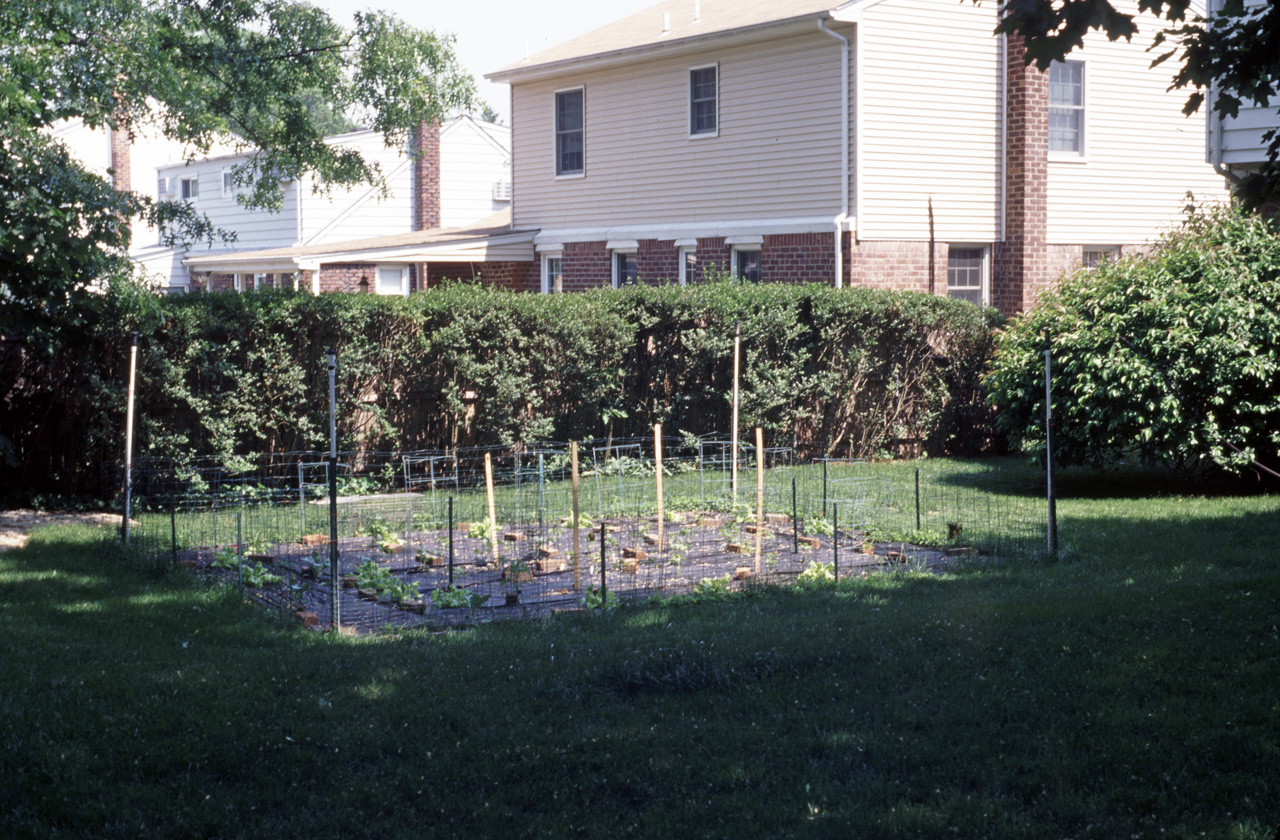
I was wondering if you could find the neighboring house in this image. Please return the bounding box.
[481,0,1230,312]
[177,116,512,293]
[202,0,1230,312]
[1205,0,1277,184]
[48,116,226,292]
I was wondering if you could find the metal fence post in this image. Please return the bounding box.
[327,350,340,629]
[832,502,839,583]
[1044,330,1058,558]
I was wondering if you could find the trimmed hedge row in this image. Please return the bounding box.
[0,280,1002,500]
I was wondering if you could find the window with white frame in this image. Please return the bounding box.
[376,265,408,296]
[947,246,987,305]
[678,244,698,285]
[732,247,761,284]
[613,251,638,287]
[253,273,270,290]
[542,253,564,294]
[555,88,585,176]
[221,169,235,198]
[1082,246,1118,269]
[689,65,718,137]
[1049,60,1085,156]
[180,175,199,200]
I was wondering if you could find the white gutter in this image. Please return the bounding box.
[818,18,850,289]
[1205,0,1242,184]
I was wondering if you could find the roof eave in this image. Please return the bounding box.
[487,12,836,84]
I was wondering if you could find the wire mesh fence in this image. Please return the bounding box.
[124,436,1049,634]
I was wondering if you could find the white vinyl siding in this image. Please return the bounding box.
[440,121,511,228]
[1219,96,1280,168]
[1046,0,1230,244]
[858,0,1002,242]
[511,29,844,229]
[301,132,412,244]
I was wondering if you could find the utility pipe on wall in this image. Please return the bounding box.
[818,18,850,289]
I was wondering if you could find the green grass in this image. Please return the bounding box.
[3,466,1278,839]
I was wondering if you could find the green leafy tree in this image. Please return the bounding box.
[0,0,476,340]
[989,0,1280,208]
[984,205,1280,478]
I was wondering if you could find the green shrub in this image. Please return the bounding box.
[984,205,1280,476]
[0,281,1001,501]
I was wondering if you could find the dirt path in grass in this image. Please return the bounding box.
[0,510,124,553]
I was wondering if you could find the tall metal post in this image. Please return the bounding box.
[731,321,740,506]
[448,497,455,588]
[915,468,921,532]
[1044,331,1059,558]
[832,502,839,583]
[327,350,340,628]
[792,476,798,554]
[122,332,138,542]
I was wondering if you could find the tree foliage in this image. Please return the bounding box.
[992,0,1280,207]
[0,0,476,338]
[984,205,1280,477]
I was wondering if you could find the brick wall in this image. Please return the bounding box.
[992,34,1050,316]
[761,233,835,284]
[189,272,236,293]
[412,121,441,232]
[109,124,130,193]
[846,238,948,294]
[317,263,377,294]
[637,239,680,285]
[562,241,611,291]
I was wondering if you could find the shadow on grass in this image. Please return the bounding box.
[1,511,1278,839]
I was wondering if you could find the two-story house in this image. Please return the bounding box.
[477,0,1229,312]
[1205,0,1278,189]
[177,116,513,293]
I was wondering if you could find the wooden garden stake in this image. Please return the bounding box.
[484,452,500,569]
[654,423,664,551]
[731,321,740,506]
[754,426,764,575]
[571,441,581,592]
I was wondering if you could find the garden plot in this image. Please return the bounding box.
[186,506,961,633]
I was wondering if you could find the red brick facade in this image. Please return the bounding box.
[992,34,1051,314]
[412,121,441,232]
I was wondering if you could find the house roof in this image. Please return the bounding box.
[488,0,858,81]
[182,209,536,272]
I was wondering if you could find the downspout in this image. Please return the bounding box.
[819,18,850,289]
[1205,0,1241,185]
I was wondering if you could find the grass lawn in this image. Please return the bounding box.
[2,462,1277,839]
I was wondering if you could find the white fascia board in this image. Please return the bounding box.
[182,255,306,273]
[488,17,826,84]
[316,233,537,264]
[532,216,843,245]
[829,0,890,23]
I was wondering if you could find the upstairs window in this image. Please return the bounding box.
[690,65,718,137]
[221,169,235,198]
[180,175,199,200]
[1049,60,1085,156]
[555,88,585,176]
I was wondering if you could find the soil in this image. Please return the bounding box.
[179,511,963,634]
